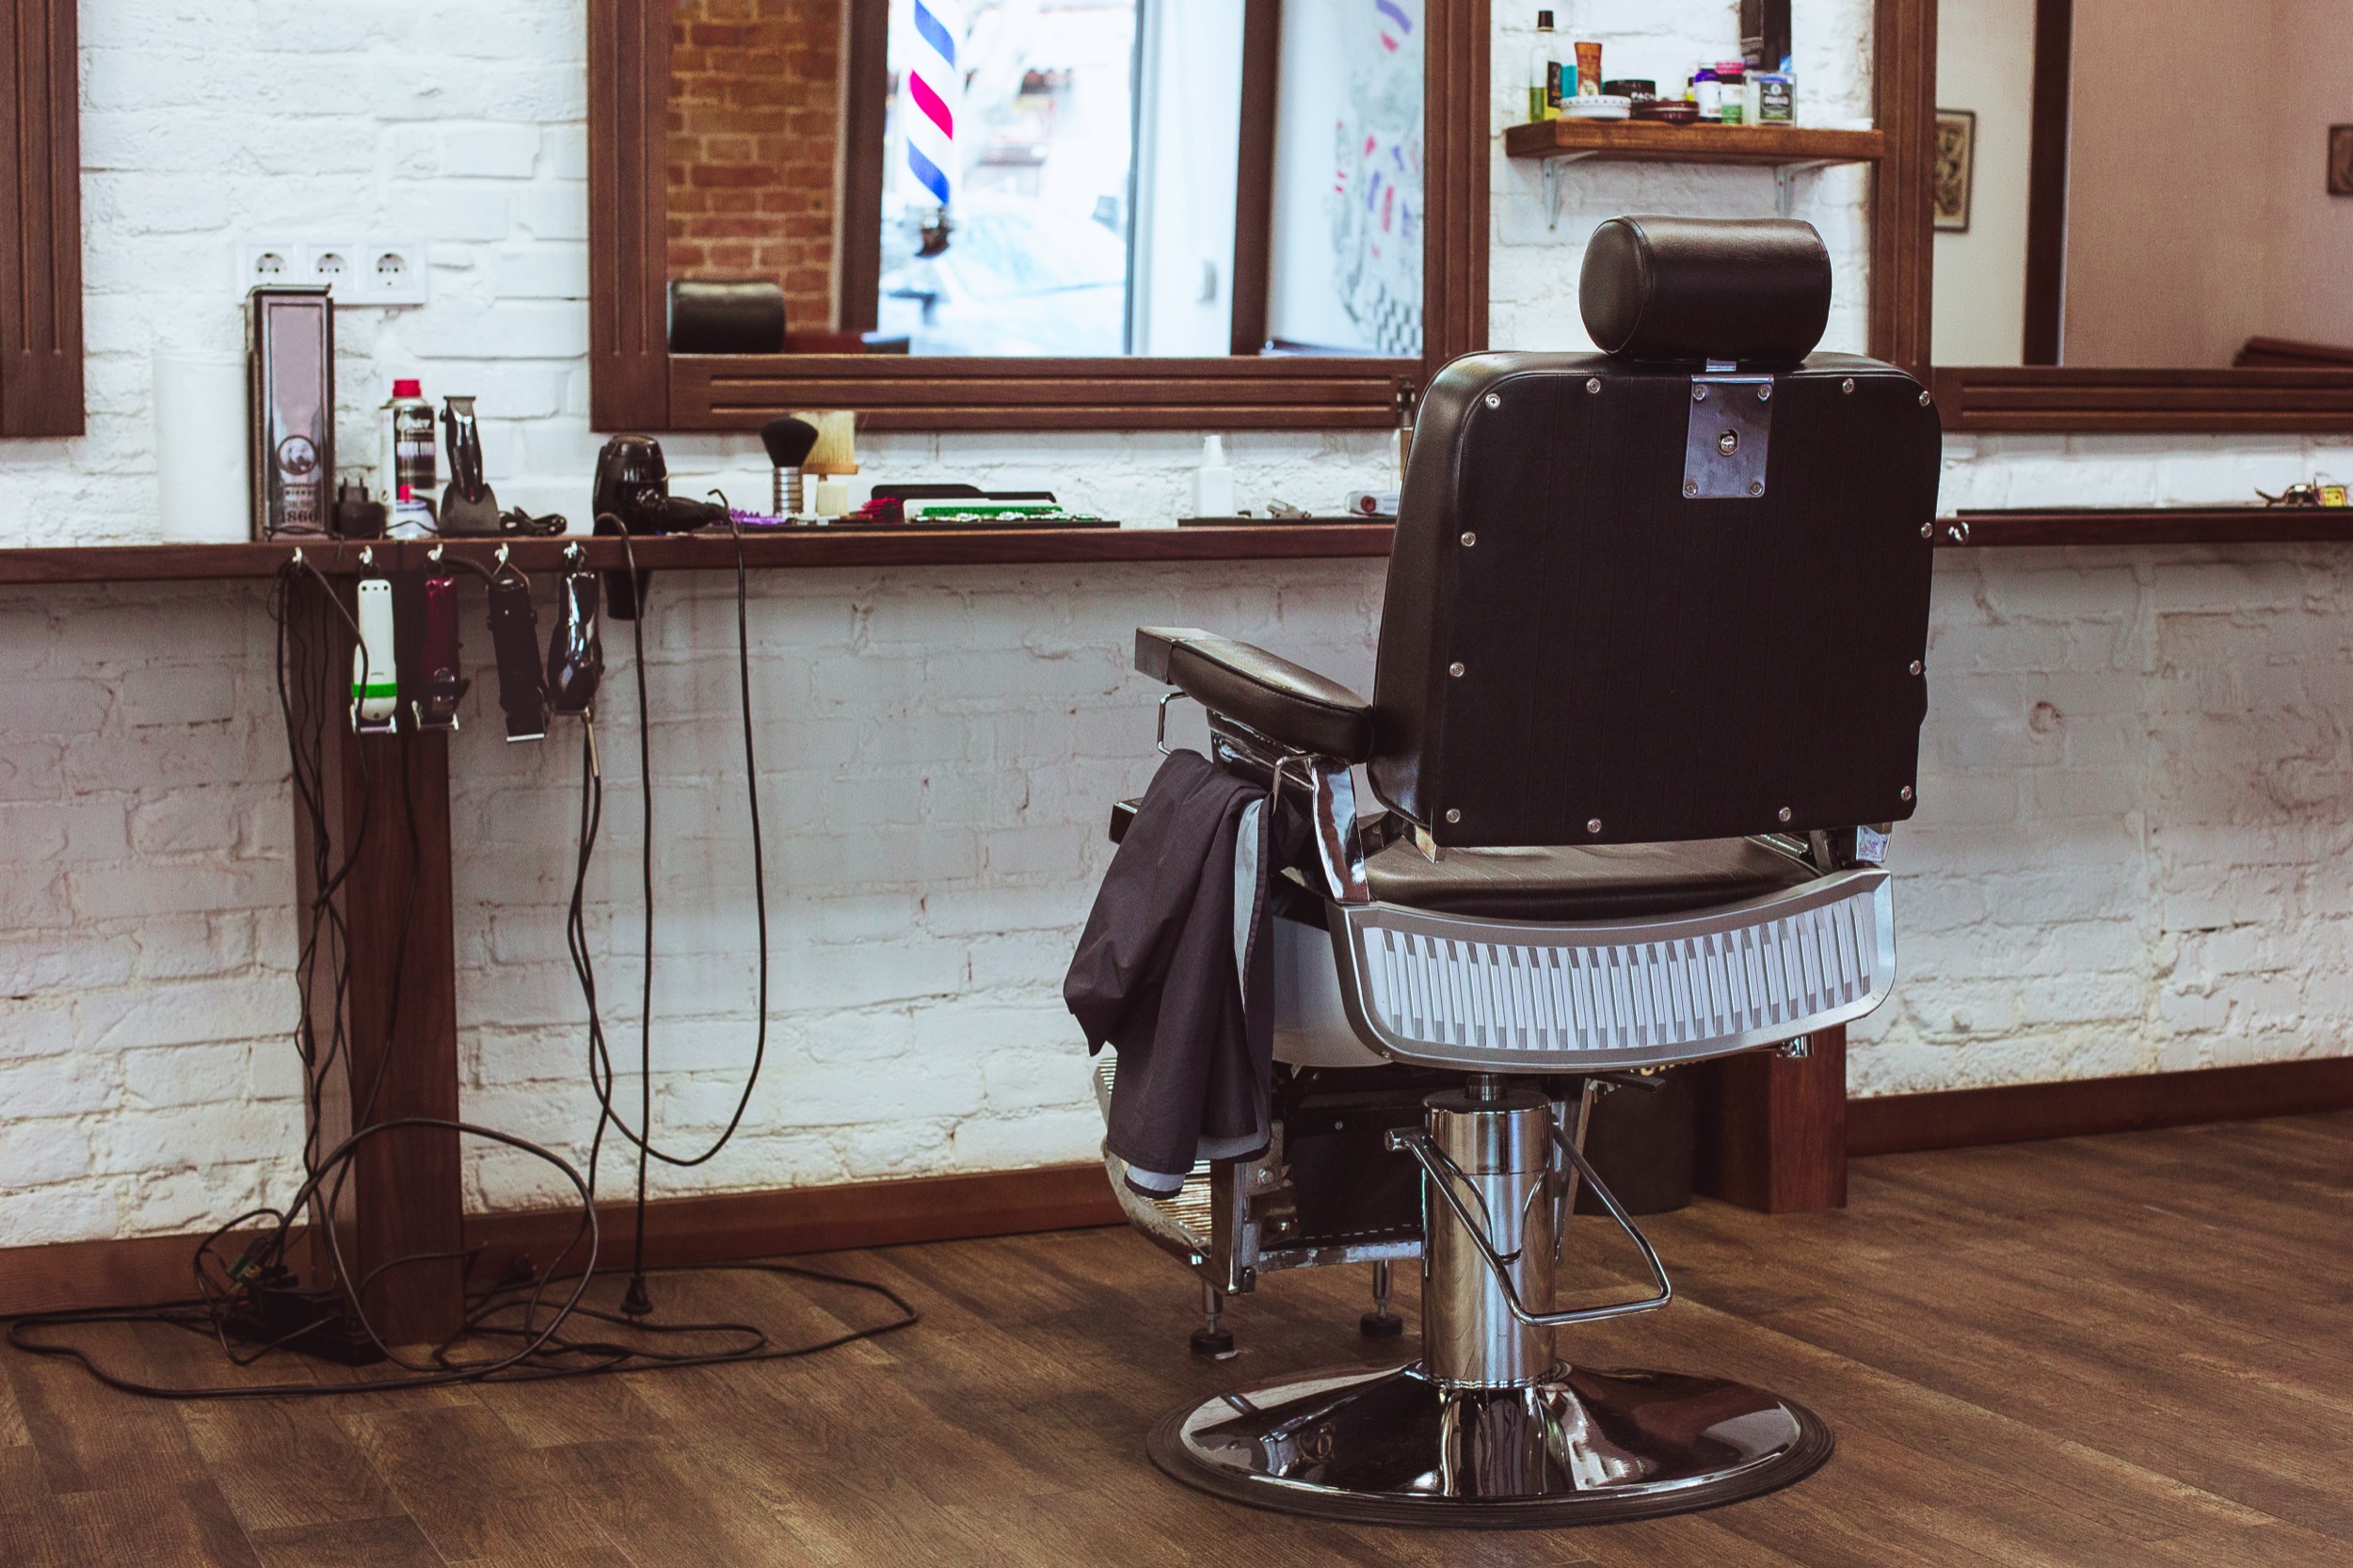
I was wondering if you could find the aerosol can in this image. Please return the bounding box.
[380,377,438,536]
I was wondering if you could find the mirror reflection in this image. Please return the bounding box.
[1932,0,2353,369]
[666,0,1424,359]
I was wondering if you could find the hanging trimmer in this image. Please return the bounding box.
[545,542,603,719]
[484,547,549,742]
[413,556,471,731]
[351,567,399,734]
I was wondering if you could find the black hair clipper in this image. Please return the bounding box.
[412,569,470,730]
[440,396,504,536]
[545,543,603,719]
[486,569,548,742]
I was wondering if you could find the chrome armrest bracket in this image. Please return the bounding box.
[1208,712,1370,905]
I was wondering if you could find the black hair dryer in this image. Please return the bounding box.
[591,434,730,619]
[592,436,666,620]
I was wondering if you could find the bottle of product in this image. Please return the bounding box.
[1716,60,1749,123]
[1528,12,1561,122]
[1194,434,1236,519]
[1691,66,1722,121]
[381,377,438,535]
[1574,39,1603,100]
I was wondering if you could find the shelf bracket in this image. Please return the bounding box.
[1542,152,1599,232]
[1773,160,1838,219]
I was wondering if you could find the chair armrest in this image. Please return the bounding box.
[1135,627,1374,762]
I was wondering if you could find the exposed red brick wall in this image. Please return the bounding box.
[668,0,843,331]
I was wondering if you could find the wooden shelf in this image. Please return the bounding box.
[1941,507,2353,548]
[1502,120,1885,168]
[14,506,2346,584]
[1505,121,1884,228]
[0,524,1398,585]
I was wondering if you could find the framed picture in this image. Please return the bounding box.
[2330,125,2353,196]
[1933,109,1976,232]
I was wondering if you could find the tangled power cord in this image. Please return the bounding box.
[8,525,916,1398]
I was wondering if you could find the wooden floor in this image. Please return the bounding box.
[6,1111,2352,1566]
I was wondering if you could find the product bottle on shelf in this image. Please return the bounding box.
[380,377,439,536]
[1194,435,1236,519]
[1528,11,1561,122]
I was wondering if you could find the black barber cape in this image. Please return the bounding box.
[1065,748,1306,1197]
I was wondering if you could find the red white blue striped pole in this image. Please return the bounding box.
[905,0,962,215]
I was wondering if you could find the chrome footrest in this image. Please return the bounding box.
[1329,869,1894,1072]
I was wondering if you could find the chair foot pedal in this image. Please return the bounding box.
[1359,1311,1404,1338]
[1191,1326,1237,1358]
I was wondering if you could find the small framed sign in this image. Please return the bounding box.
[2330,125,2353,196]
[1933,109,1977,232]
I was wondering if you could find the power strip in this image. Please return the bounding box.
[218,1268,388,1367]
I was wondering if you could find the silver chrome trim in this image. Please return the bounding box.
[1327,870,1895,1071]
[1309,761,1370,904]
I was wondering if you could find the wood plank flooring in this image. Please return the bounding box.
[5,1111,2349,1566]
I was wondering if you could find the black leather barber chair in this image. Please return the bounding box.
[1089,216,1940,1526]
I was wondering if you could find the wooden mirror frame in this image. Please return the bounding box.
[589,0,1491,433]
[1916,0,2353,433]
[1,0,83,439]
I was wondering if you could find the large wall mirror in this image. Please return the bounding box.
[592,0,1489,431]
[1926,0,2353,430]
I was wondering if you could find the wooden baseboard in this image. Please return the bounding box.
[0,1161,1122,1320]
[1848,1056,2353,1157]
[19,1062,2348,1319]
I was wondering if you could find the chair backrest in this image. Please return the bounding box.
[1370,216,1941,850]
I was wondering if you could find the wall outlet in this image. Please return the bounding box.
[239,237,428,306]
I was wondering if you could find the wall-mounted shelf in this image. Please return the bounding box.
[1942,507,2353,548]
[1502,121,1886,229]
[0,524,1398,586]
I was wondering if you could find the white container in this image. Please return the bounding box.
[152,350,252,544]
[1193,434,1236,518]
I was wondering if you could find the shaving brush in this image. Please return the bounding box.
[760,416,819,517]
[794,410,859,517]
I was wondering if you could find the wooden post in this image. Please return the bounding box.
[287,574,466,1346]
[1697,1027,1849,1213]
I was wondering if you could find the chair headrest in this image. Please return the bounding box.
[1578,216,1832,364]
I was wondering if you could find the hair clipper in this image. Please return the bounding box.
[440,397,504,536]
[545,543,603,718]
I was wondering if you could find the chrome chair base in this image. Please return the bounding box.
[1148,1361,1832,1528]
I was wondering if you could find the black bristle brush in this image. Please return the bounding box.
[760,416,820,518]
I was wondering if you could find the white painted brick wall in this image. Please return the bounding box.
[5,2,2352,1246]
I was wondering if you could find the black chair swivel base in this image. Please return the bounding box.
[1148,1361,1832,1528]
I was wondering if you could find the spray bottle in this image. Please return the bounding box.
[381,377,438,536]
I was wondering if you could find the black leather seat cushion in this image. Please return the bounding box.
[1134,627,1374,762]
[1362,837,1816,921]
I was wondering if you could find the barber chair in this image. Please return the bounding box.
[1089,216,1940,1526]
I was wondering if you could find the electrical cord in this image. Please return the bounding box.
[7,546,915,1397]
[578,516,774,1317]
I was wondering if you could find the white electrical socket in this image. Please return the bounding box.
[239,237,428,306]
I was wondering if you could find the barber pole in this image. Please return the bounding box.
[904,0,962,216]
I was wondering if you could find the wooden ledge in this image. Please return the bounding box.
[13,506,2352,584]
[1502,120,1884,167]
[0,524,1398,585]
[1939,507,2353,548]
